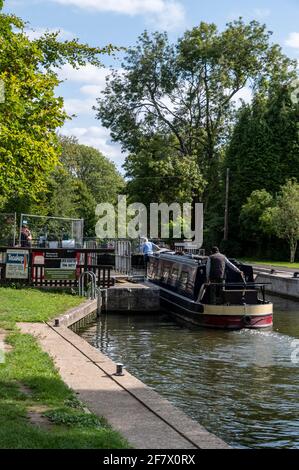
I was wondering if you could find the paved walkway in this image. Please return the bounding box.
[19,322,229,449]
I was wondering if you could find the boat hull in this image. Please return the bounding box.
[160,291,273,330]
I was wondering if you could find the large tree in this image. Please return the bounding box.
[124,134,205,206]
[96,20,295,213]
[225,85,299,247]
[0,0,115,204]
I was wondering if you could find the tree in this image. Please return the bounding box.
[261,180,299,263]
[96,20,295,213]
[0,1,115,204]
[124,135,205,206]
[239,189,274,255]
[46,137,124,236]
[58,136,124,206]
[225,84,299,249]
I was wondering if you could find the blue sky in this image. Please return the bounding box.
[4,0,299,170]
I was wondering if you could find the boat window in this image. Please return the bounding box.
[178,271,189,291]
[147,261,155,279]
[161,267,170,283]
[169,267,179,286]
[149,260,159,280]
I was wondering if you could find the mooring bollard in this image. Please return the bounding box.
[115,363,125,376]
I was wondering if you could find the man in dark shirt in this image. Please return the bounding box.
[206,246,244,304]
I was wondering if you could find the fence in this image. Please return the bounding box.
[19,213,84,248]
[115,240,131,275]
[0,247,114,289]
[174,242,205,256]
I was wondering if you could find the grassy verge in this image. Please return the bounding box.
[0,287,130,449]
[0,287,83,329]
[240,259,299,269]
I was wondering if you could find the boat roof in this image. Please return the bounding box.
[150,251,207,266]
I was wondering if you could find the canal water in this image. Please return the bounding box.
[78,296,299,449]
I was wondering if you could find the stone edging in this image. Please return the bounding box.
[52,298,97,327]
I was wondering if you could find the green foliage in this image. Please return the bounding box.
[225,86,299,245]
[0,5,116,204]
[240,189,274,238]
[124,135,205,206]
[97,20,295,216]
[241,181,299,262]
[44,408,104,428]
[46,136,124,236]
[0,287,82,329]
[260,180,299,262]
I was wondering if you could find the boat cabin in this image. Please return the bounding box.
[147,253,260,305]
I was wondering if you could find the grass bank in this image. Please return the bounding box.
[0,287,129,449]
[0,287,83,330]
[240,259,299,269]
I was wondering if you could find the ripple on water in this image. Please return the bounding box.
[79,304,299,449]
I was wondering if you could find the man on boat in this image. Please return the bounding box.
[206,247,245,304]
[142,238,160,266]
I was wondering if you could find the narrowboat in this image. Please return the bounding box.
[147,252,273,329]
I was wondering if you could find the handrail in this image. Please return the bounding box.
[206,282,271,286]
[79,271,97,299]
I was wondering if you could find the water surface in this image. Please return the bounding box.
[79,296,299,448]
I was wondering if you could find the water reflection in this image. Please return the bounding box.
[79,296,299,448]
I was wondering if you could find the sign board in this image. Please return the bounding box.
[6,250,29,279]
[44,250,77,280]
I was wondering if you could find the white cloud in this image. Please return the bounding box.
[25,26,74,41]
[80,84,105,97]
[57,63,109,85]
[51,0,185,30]
[61,126,125,168]
[63,97,95,115]
[285,32,299,50]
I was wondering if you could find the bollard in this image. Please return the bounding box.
[115,363,125,376]
[54,319,60,327]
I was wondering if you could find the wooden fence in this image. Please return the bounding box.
[0,247,114,289]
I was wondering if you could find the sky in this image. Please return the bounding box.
[4,0,299,171]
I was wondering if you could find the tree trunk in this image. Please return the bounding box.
[290,239,297,263]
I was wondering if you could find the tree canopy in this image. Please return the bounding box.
[225,85,299,253]
[0,1,115,204]
[242,180,299,262]
[96,20,296,214]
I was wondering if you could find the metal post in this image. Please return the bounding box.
[224,168,230,242]
[13,212,17,247]
[19,213,23,246]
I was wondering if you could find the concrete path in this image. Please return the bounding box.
[19,322,229,449]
